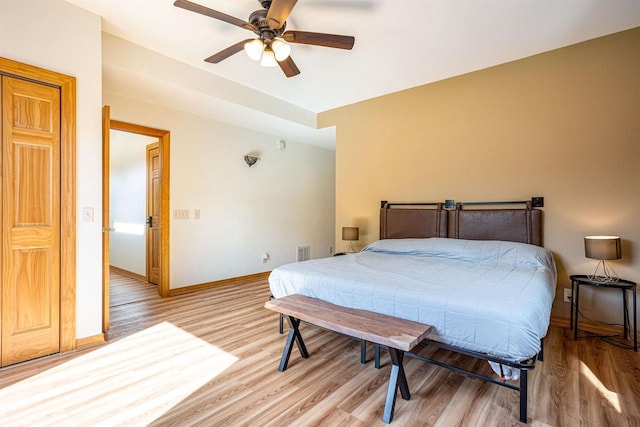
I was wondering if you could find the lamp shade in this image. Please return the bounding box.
[584,236,621,260]
[271,39,291,61]
[244,39,264,61]
[259,48,277,67]
[342,227,359,241]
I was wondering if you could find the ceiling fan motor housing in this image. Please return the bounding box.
[249,9,285,43]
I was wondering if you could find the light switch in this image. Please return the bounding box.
[82,207,94,223]
[173,209,189,219]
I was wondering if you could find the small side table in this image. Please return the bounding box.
[569,275,637,351]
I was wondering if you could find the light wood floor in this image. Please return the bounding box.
[0,274,638,426]
[109,268,159,307]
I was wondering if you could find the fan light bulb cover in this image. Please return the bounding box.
[271,39,291,61]
[260,48,277,67]
[244,39,264,61]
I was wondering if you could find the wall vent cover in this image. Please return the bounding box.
[296,245,310,262]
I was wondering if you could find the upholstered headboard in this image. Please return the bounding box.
[380,199,543,246]
[380,202,448,239]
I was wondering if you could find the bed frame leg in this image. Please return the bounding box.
[519,369,528,423]
[537,338,544,362]
[278,316,309,372]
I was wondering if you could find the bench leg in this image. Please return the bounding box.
[361,340,367,364]
[383,348,410,423]
[278,316,309,372]
[375,343,381,369]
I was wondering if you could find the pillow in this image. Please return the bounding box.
[362,238,555,272]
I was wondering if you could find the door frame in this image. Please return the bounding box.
[102,112,170,331]
[0,57,77,353]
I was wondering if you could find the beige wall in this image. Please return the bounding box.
[319,28,640,323]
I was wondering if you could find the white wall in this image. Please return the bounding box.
[0,0,334,338]
[0,0,103,339]
[110,130,155,275]
[104,93,336,288]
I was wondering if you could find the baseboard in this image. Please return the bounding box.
[550,315,627,336]
[76,333,106,349]
[169,271,271,296]
[109,265,146,282]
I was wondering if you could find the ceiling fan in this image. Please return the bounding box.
[174,0,355,77]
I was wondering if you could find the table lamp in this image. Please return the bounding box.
[342,227,359,253]
[584,235,621,283]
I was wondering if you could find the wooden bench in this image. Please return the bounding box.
[264,294,432,423]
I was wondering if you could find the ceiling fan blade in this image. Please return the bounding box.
[266,0,298,30]
[205,39,253,63]
[174,0,257,33]
[278,56,301,78]
[282,31,355,49]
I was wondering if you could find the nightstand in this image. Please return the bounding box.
[569,274,637,351]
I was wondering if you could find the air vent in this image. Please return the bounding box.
[296,245,310,262]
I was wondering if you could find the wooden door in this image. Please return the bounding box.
[1,76,61,366]
[101,106,111,331]
[146,142,160,285]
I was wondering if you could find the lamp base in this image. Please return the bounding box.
[588,260,619,284]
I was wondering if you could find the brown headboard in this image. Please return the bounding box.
[380,202,448,239]
[380,199,543,246]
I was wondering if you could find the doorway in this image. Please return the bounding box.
[109,130,158,281]
[102,106,170,332]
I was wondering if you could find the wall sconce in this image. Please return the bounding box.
[584,235,621,283]
[342,226,359,253]
[244,155,259,167]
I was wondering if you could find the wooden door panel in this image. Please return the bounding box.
[146,143,160,285]
[2,76,61,366]
[12,93,53,132]
[14,248,53,329]
[14,142,53,225]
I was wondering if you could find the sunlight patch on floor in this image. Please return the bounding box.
[0,322,238,426]
[580,360,621,412]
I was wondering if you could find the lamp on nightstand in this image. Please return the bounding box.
[584,235,621,283]
[342,227,359,253]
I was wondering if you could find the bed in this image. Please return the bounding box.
[268,199,556,423]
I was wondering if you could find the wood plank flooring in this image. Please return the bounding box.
[109,268,159,307]
[0,274,638,426]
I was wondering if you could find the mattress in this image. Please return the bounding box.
[269,238,557,362]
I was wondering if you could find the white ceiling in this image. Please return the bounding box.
[65,0,640,149]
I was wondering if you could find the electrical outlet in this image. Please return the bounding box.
[563,288,572,303]
[262,252,270,264]
[193,209,200,220]
[329,246,333,254]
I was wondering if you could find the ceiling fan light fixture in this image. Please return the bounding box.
[271,39,291,61]
[260,47,278,67]
[244,39,264,61]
